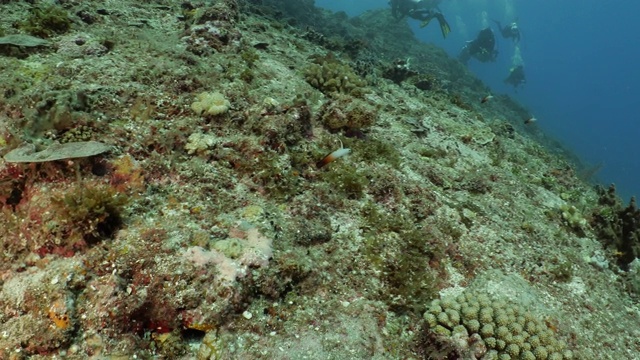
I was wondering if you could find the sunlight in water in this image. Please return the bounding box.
[480,10,489,28]
[512,44,524,66]
[455,15,468,39]
[503,0,515,21]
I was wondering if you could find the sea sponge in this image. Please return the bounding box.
[191,91,230,116]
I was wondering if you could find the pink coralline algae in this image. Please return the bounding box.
[183,224,273,285]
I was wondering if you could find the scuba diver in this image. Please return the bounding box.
[493,20,521,42]
[389,0,451,38]
[504,65,526,88]
[458,27,498,65]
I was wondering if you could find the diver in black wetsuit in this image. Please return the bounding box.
[389,0,451,38]
[494,20,521,42]
[504,65,526,88]
[458,27,498,64]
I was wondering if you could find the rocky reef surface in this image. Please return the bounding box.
[0,0,639,359]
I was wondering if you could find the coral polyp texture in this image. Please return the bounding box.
[191,91,231,116]
[304,56,368,95]
[423,291,573,360]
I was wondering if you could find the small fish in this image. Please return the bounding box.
[524,117,537,125]
[481,95,494,103]
[317,140,351,168]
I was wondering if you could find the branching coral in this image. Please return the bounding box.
[19,4,72,38]
[590,184,640,268]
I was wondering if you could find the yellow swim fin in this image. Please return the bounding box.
[419,17,433,29]
[421,13,451,38]
[435,14,451,38]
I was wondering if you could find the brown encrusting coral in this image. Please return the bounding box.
[0,0,638,359]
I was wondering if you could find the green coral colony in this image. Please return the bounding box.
[424,292,573,360]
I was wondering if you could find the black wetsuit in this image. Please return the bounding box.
[459,28,498,64]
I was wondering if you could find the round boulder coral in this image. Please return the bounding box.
[421,291,573,359]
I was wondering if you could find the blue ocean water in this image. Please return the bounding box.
[316,0,640,201]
